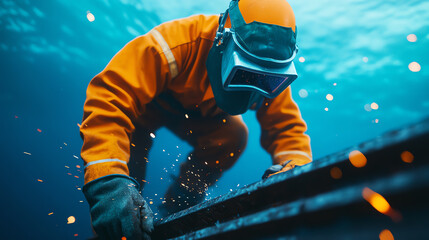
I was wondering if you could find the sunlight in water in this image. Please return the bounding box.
[86,11,95,22]
[299,89,308,98]
[408,62,421,72]
[407,34,417,42]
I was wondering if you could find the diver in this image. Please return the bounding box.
[80,0,312,239]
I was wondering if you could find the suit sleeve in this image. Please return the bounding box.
[80,32,173,184]
[256,87,312,166]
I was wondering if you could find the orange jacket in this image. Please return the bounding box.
[80,14,312,184]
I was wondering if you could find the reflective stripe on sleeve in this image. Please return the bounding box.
[84,159,128,169]
[274,150,312,160]
[150,29,179,78]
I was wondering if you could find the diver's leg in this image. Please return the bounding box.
[162,114,248,214]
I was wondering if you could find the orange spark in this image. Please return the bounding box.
[401,151,414,163]
[67,216,76,224]
[216,160,219,164]
[131,143,136,147]
[37,179,43,183]
[74,176,79,179]
[74,234,79,237]
[349,150,367,168]
[330,167,342,179]
[362,187,401,221]
[76,165,81,169]
[48,212,54,215]
[362,187,390,214]
[230,153,234,157]
[379,229,394,240]
[37,129,42,132]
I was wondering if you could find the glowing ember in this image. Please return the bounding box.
[379,229,394,240]
[48,212,54,215]
[362,187,391,214]
[67,216,76,224]
[400,151,414,163]
[24,152,32,155]
[86,11,95,22]
[362,57,368,63]
[408,62,421,72]
[150,133,156,138]
[74,234,79,237]
[37,179,43,182]
[222,119,226,123]
[131,143,136,147]
[76,165,81,168]
[230,153,234,157]
[122,237,127,240]
[326,94,334,101]
[299,57,305,63]
[407,34,417,42]
[37,129,42,132]
[216,160,219,164]
[185,114,189,119]
[349,150,367,168]
[298,89,308,98]
[330,167,342,179]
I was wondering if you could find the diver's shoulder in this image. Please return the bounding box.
[153,14,218,47]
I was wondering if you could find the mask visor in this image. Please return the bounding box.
[221,31,298,98]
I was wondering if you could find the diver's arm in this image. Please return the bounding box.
[79,31,176,239]
[80,33,173,184]
[257,86,312,176]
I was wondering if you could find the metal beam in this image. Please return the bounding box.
[153,118,429,239]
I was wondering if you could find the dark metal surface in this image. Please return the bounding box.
[153,118,429,239]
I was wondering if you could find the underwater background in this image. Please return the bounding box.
[1,0,428,239]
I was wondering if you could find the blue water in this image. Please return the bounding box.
[1,0,428,239]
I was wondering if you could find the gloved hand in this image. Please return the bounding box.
[82,174,154,240]
[262,160,294,179]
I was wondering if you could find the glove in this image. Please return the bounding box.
[262,160,294,179]
[82,174,154,240]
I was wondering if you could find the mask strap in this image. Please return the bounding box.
[228,0,246,29]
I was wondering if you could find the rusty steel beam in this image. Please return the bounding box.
[153,118,429,239]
